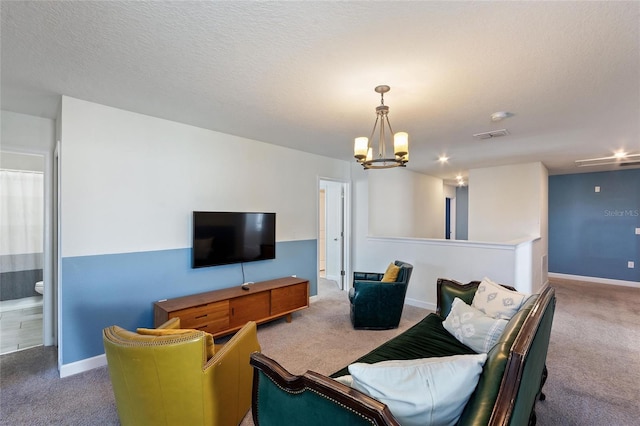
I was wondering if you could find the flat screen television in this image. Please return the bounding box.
[192,211,276,268]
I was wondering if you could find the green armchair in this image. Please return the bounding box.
[349,260,413,329]
[103,318,260,426]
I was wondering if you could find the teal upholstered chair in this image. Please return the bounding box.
[349,260,413,329]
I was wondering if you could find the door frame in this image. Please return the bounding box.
[317,177,350,292]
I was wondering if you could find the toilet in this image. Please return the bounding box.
[35,280,44,295]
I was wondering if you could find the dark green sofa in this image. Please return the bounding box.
[250,278,556,426]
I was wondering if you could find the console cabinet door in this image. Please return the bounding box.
[271,283,308,315]
[229,292,270,328]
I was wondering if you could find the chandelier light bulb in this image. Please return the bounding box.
[394,132,409,157]
[354,137,369,160]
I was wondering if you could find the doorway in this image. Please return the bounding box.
[0,152,45,354]
[445,197,456,240]
[318,179,350,294]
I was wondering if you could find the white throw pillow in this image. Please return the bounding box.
[348,354,487,426]
[333,375,353,387]
[471,277,527,320]
[442,298,508,353]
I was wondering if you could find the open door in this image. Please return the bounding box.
[318,179,349,292]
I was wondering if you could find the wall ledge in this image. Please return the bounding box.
[549,273,639,289]
[367,236,540,251]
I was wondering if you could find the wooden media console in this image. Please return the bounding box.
[153,276,309,338]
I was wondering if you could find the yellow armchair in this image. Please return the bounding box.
[103,318,260,426]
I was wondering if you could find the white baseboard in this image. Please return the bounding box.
[59,353,106,378]
[405,297,436,312]
[548,272,640,289]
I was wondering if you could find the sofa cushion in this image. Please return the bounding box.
[442,297,508,353]
[472,277,527,319]
[345,354,487,426]
[332,313,475,378]
[137,327,215,359]
[381,263,401,282]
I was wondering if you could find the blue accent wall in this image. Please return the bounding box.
[549,169,640,282]
[455,186,469,240]
[61,240,317,364]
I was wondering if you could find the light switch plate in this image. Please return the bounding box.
[628,261,635,269]
[636,228,640,235]
[594,186,600,193]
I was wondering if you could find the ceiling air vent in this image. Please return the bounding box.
[619,161,640,167]
[472,129,509,140]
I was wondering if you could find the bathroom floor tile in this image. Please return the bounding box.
[0,317,23,329]
[22,306,43,316]
[20,318,43,330]
[0,310,24,319]
[0,300,43,355]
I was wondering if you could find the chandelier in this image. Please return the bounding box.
[354,85,409,169]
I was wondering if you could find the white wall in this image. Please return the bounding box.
[443,184,456,199]
[468,162,547,242]
[57,96,352,371]
[534,164,549,291]
[60,96,350,258]
[367,167,444,238]
[467,161,548,291]
[1,110,56,152]
[351,164,536,306]
[357,237,531,309]
[351,161,547,303]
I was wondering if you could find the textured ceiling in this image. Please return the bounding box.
[2,1,639,182]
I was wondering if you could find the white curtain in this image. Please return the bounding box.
[0,170,44,263]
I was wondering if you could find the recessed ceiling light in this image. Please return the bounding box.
[614,151,627,158]
[438,156,449,163]
[490,111,513,122]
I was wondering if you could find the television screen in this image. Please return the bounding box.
[192,211,276,268]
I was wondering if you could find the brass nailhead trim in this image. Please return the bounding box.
[260,373,376,425]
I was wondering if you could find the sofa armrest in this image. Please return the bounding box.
[489,286,556,426]
[250,352,400,426]
[205,321,261,426]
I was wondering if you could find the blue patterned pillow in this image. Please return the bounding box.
[443,297,508,353]
[471,277,527,320]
